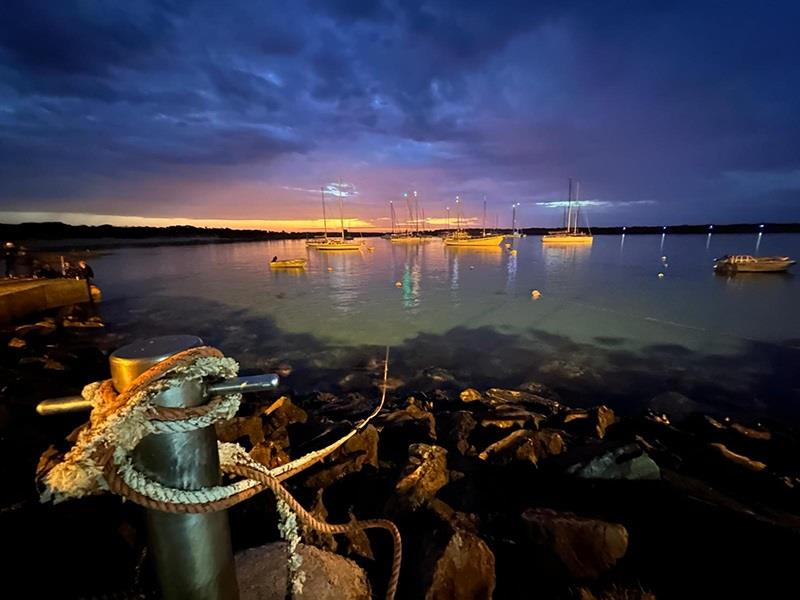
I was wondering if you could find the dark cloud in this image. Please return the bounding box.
[0,0,799,223]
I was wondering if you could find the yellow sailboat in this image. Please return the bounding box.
[542,179,593,244]
[444,197,506,247]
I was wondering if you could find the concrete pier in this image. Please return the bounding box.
[0,278,94,323]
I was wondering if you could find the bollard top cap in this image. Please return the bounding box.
[110,335,204,391]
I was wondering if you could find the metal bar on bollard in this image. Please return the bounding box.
[110,335,239,600]
[36,375,281,416]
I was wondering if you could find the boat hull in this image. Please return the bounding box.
[316,242,363,251]
[269,259,307,269]
[714,259,795,273]
[444,234,506,247]
[542,233,593,244]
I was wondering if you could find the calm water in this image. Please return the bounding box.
[92,234,800,419]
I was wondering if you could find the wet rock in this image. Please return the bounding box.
[483,388,562,415]
[377,376,404,392]
[460,388,482,403]
[437,411,478,456]
[317,392,375,420]
[259,396,307,431]
[420,529,495,599]
[338,372,373,393]
[479,429,565,466]
[43,359,66,371]
[564,443,661,481]
[647,391,707,423]
[301,425,379,489]
[517,380,559,400]
[7,337,26,349]
[420,366,457,383]
[521,508,629,579]
[574,585,656,600]
[402,499,495,600]
[250,441,289,469]
[730,422,771,441]
[709,443,767,472]
[562,406,616,439]
[378,404,437,462]
[216,416,265,448]
[480,405,547,430]
[392,443,449,511]
[340,510,375,560]
[236,542,370,600]
[304,490,337,552]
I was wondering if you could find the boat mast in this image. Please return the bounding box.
[574,181,581,234]
[456,195,461,231]
[564,179,570,231]
[338,178,345,241]
[321,187,328,239]
[390,200,396,235]
[405,192,414,235]
[482,197,487,237]
[414,190,420,235]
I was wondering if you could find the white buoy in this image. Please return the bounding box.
[658,272,665,278]
[531,289,541,299]
[395,281,402,287]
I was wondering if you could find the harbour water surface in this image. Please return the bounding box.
[93,233,800,420]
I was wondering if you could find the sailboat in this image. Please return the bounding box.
[316,184,363,251]
[444,198,506,247]
[390,191,437,243]
[510,202,524,238]
[542,179,593,244]
[306,187,331,247]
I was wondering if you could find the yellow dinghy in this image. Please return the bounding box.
[269,258,308,269]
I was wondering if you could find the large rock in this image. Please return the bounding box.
[421,529,495,599]
[479,429,565,466]
[300,425,379,489]
[564,443,661,481]
[236,542,370,600]
[561,406,616,439]
[647,391,707,423]
[708,442,767,472]
[460,388,483,403]
[483,388,562,415]
[521,509,629,579]
[392,444,449,511]
[378,404,437,462]
[437,411,478,456]
[403,500,496,600]
[480,405,547,430]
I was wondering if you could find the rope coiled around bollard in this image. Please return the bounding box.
[41,346,401,600]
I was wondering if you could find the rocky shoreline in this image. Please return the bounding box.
[2,306,800,598]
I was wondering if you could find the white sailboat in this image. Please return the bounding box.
[316,183,363,251]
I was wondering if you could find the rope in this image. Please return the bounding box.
[41,345,400,600]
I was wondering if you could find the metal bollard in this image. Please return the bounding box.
[110,335,237,600]
[35,335,281,598]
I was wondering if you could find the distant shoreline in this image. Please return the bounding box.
[2,221,799,251]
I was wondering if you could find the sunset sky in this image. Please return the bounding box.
[1,1,799,230]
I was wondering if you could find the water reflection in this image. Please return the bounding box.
[542,243,592,268]
[619,233,626,255]
[706,233,712,250]
[505,251,517,293]
[401,258,422,311]
[660,233,666,253]
[755,232,763,254]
